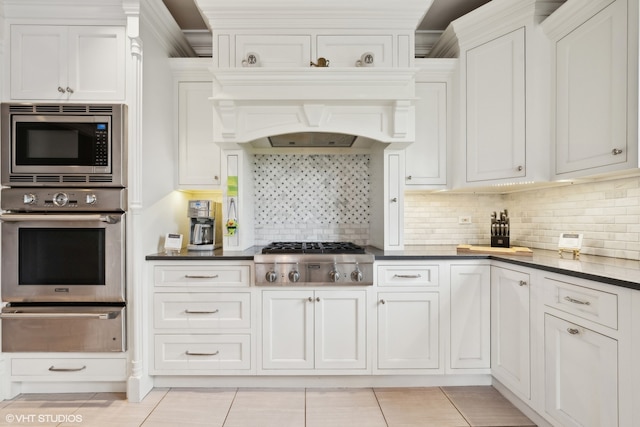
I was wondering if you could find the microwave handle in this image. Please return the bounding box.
[0,214,120,224]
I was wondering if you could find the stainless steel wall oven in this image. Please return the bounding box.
[0,103,127,353]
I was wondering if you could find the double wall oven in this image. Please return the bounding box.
[0,103,127,352]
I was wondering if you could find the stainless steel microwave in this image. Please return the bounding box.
[1,103,127,187]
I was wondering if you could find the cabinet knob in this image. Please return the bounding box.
[308,297,313,302]
[517,165,523,172]
[391,197,397,203]
[66,87,74,94]
[567,328,579,335]
[612,148,623,155]
[519,280,527,286]
[406,175,412,180]
[379,299,386,305]
[57,86,66,93]
[316,297,320,302]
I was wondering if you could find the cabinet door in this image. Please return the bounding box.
[261,290,314,369]
[314,290,366,369]
[10,25,125,101]
[466,27,526,182]
[67,26,126,100]
[385,152,403,249]
[377,292,439,369]
[490,266,530,399]
[316,35,393,67]
[450,265,490,369]
[544,314,618,427]
[177,81,221,187]
[235,35,311,67]
[554,0,628,175]
[405,82,447,186]
[11,25,67,100]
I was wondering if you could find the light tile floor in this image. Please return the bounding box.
[0,386,536,427]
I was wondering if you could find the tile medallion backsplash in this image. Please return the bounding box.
[253,154,370,245]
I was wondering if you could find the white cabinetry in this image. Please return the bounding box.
[543,0,638,178]
[465,28,526,183]
[540,273,633,427]
[171,59,221,188]
[10,25,125,101]
[261,289,366,372]
[490,265,531,400]
[151,263,254,375]
[404,60,454,188]
[375,263,440,372]
[449,264,490,370]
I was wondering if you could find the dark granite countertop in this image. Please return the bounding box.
[146,245,640,291]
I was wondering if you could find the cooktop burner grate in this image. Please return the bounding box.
[261,241,366,254]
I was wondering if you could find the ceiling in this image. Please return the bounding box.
[162,0,491,55]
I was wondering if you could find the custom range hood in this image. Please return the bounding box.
[194,0,434,149]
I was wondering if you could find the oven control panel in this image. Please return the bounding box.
[254,254,374,286]
[1,187,126,212]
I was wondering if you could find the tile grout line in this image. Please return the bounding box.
[439,387,472,427]
[139,387,170,426]
[221,387,239,427]
[372,388,390,427]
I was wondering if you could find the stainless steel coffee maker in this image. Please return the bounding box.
[187,200,222,251]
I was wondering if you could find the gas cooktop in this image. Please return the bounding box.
[255,241,373,286]
[261,241,366,254]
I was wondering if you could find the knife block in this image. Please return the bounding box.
[491,236,510,248]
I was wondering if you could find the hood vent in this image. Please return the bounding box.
[268,132,357,148]
[194,0,435,150]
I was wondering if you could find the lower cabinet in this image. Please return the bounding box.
[450,264,490,370]
[376,292,439,369]
[544,314,618,427]
[490,265,531,399]
[261,289,367,371]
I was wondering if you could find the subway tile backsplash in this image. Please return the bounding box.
[253,154,370,245]
[252,152,638,260]
[405,176,640,260]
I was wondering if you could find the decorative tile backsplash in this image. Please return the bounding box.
[405,176,640,260]
[253,154,370,245]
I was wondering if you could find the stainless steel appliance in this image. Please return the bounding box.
[187,200,222,251]
[0,187,127,352]
[254,242,374,286]
[1,103,126,187]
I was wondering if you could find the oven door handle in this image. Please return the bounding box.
[0,214,121,224]
[0,311,121,320]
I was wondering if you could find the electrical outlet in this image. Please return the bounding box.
[458,215,472,225]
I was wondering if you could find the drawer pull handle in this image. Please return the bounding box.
[185,350,219,356]
[567,328,580,335]
[564,296,590,306]
[393,274,422,279]
[184,309,219,314]
[185,275,219,279]
[49,365,86,372]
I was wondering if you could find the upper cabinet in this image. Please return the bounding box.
[429,1,562,188]
[171,59,221,189]
[10,25,126,101]
[404,59,454,189]
[543,0,639,179]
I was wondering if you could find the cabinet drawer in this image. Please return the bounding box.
[154,335,250,371]
[154,293,251,329]
[11,358,126,379]
[154,265,251,287]
[543,277,618,329]
[377,265,439,287]
[235,35,311,67]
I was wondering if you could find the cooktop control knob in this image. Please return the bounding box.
[329,265,341,282]
[53,192,69,207]
[351,266,363,282]
[86,194,98,205]
[288,268,300,283]
[266,269,278,283]
[23,194,37,205]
